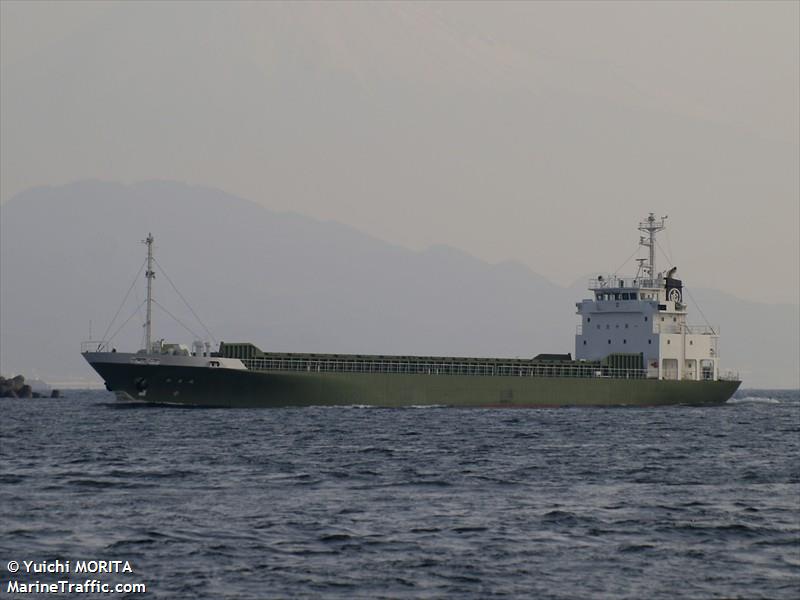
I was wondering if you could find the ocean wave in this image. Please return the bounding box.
[727,397,781,404]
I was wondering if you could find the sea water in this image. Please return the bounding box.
[1,389,798,599]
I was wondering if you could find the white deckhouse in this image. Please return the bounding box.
[575,214,719,381]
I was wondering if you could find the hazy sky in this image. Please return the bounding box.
[2,1,798,304]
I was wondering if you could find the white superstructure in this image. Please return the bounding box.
[575,214,720,381]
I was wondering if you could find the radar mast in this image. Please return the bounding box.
[638,213,666,280]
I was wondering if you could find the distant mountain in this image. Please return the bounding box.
[1,181,797,388]
[3,2,798,310]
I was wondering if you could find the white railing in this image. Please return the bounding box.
[685,325,718,335]
[81,340,111,353]
[653,324,718,335]
[589,275,662,290]
[718,370,740,381]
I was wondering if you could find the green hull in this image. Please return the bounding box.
[90,361,741,408]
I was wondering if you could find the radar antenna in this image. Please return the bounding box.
[638,213,666,281]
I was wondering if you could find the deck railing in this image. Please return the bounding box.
[241,357,648,380]
[652,324,718,335]
[577,324,717,336]
[80,340,111,353]
[589,276,662,290]
[718,370,740,381]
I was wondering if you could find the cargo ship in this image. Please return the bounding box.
[82,215,741,407]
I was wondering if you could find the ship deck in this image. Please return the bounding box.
[218,344,649,380]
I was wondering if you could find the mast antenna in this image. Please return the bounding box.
[143,233,155,354]
[638,213,667,281]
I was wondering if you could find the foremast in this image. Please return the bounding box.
[144,233,155,355]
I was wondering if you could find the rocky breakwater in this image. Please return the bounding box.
[0,375,60,398]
